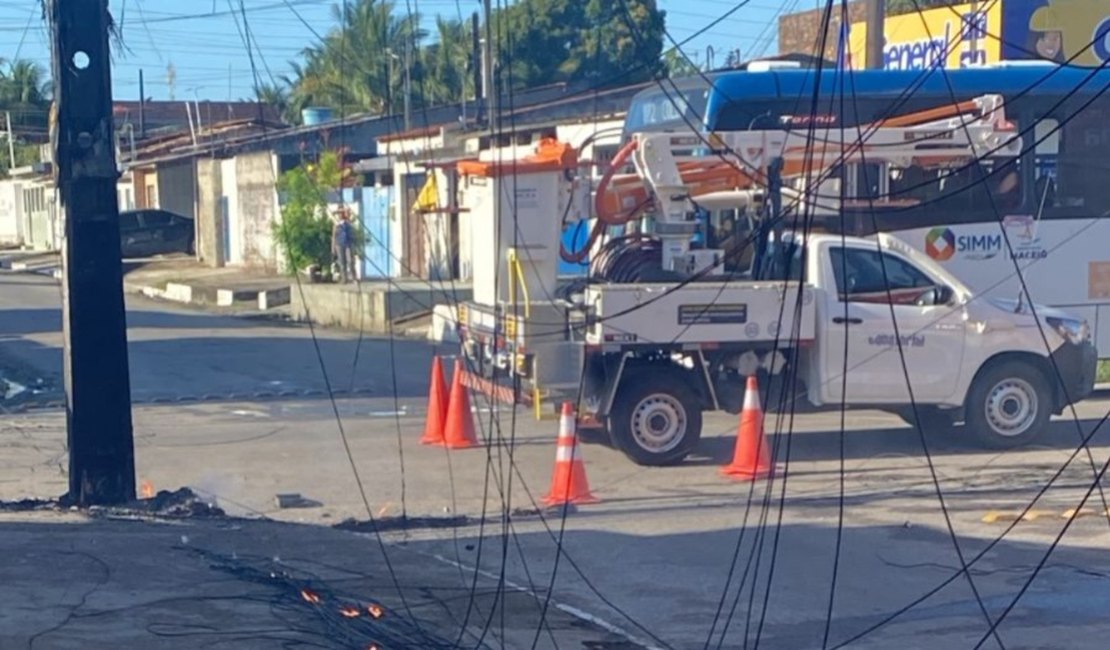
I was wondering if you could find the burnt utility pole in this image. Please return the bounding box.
[49,0,136,506]
[865,0,886,70]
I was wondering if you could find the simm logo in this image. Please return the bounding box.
[925,227,1001,261]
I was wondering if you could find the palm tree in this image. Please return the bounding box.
[288,0,423,117]
[0,59,48,105]
[420,17,473,107]
[0,59,50,130]
[254,82,294,123]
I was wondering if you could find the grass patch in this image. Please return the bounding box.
[1098,360,1110,384]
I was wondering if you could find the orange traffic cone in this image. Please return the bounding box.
[443,359,479,449]
[420,356,449,445]
[543,402,599,506]
[720,375,773,481]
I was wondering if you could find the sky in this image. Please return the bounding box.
[0,0,794,102]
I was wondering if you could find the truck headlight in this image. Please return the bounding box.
[1046,317,1090,345]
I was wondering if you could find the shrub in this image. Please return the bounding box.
[274,151,360,276]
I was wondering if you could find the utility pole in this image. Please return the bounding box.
[470,12,481,122]
[482,0,494,128]
[403,40,412,132]
[5,112,15,170]
[48,0,136,507]
[865,0,886,70]
[138,68,145,138]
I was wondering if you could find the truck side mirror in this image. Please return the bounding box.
[915,285,954,307]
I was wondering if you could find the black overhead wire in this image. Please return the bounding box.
[739,14,839,650]
[361,2,547,646]
[823,3,851,647]
[831,22,1005,650]
[227,4,439,644]
[471,1,1023,331]
[829,51,1110,650]
[898,1,1110,645]
[606,3,827,649]
[225,2,1110,643]
[603,2,1110,643]
[907,0,1110,530]
[821,7,1110,649]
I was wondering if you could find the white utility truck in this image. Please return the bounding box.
[453,95,1097,465]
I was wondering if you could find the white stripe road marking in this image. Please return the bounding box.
[427,552,664,650]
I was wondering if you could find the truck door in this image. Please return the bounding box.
[821,244,966,404]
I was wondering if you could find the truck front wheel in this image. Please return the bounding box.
[608,372,703,466]
[965,361,1051,448]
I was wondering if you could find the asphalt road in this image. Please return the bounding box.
[0,271,435,406]
[4,269,1110,648]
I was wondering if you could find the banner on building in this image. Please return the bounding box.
[849,2,1002,70]
[1001,0,1110,67]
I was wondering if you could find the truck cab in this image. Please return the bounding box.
[789,232,1096,446]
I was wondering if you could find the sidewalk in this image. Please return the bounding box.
[0,249,60,272]
[122,258,292,311]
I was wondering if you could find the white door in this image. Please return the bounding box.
[821,244,967,404]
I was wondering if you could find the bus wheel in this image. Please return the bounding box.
[965,361,1051,448]
[608,371,702,466]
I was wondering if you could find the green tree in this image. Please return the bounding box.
[0,59,50,130]
[288,0,421,119]
[496,0,665,88]
[275,151,363,276]
[254,82,293,123]
[662,48,699,78]
[286,0,666,119]
[420,16,474,106]
[0,59,50,177]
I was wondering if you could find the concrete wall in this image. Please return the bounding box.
[0,180,23,246]
[290,281,472,333]
[195,157,224,267]
[220,159,240,264]
[234,152,279,270]
[156,160,197,220]
[132,169,158,209]
[117,178,136,211]
[779,2,866,61]
[19,182,59,251]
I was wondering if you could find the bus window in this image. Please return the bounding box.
[1033,118,1060,209]
[1056,104,1110,212]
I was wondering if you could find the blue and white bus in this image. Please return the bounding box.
[623,64,1110,357]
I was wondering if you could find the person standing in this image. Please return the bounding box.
[332,211,356,283]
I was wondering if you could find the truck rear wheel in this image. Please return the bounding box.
[965,361,1051,448]
[608,371,702,466]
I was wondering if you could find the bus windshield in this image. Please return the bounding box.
[622,76,714,138]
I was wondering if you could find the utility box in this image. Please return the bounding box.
[458,140,577,307]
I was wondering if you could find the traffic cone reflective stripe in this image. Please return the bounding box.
[721,375,773,480]
[543,402,598,506]
[443,359,479,449]
[420,356,449,445]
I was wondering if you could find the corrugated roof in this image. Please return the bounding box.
[113,101,283,134]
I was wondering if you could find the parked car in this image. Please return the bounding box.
[119,209,195,258]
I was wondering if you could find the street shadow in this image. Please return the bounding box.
[0,322,435,401]
[379,519,1110,650]
[0,308,273,336]
[691,416,1110,466]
